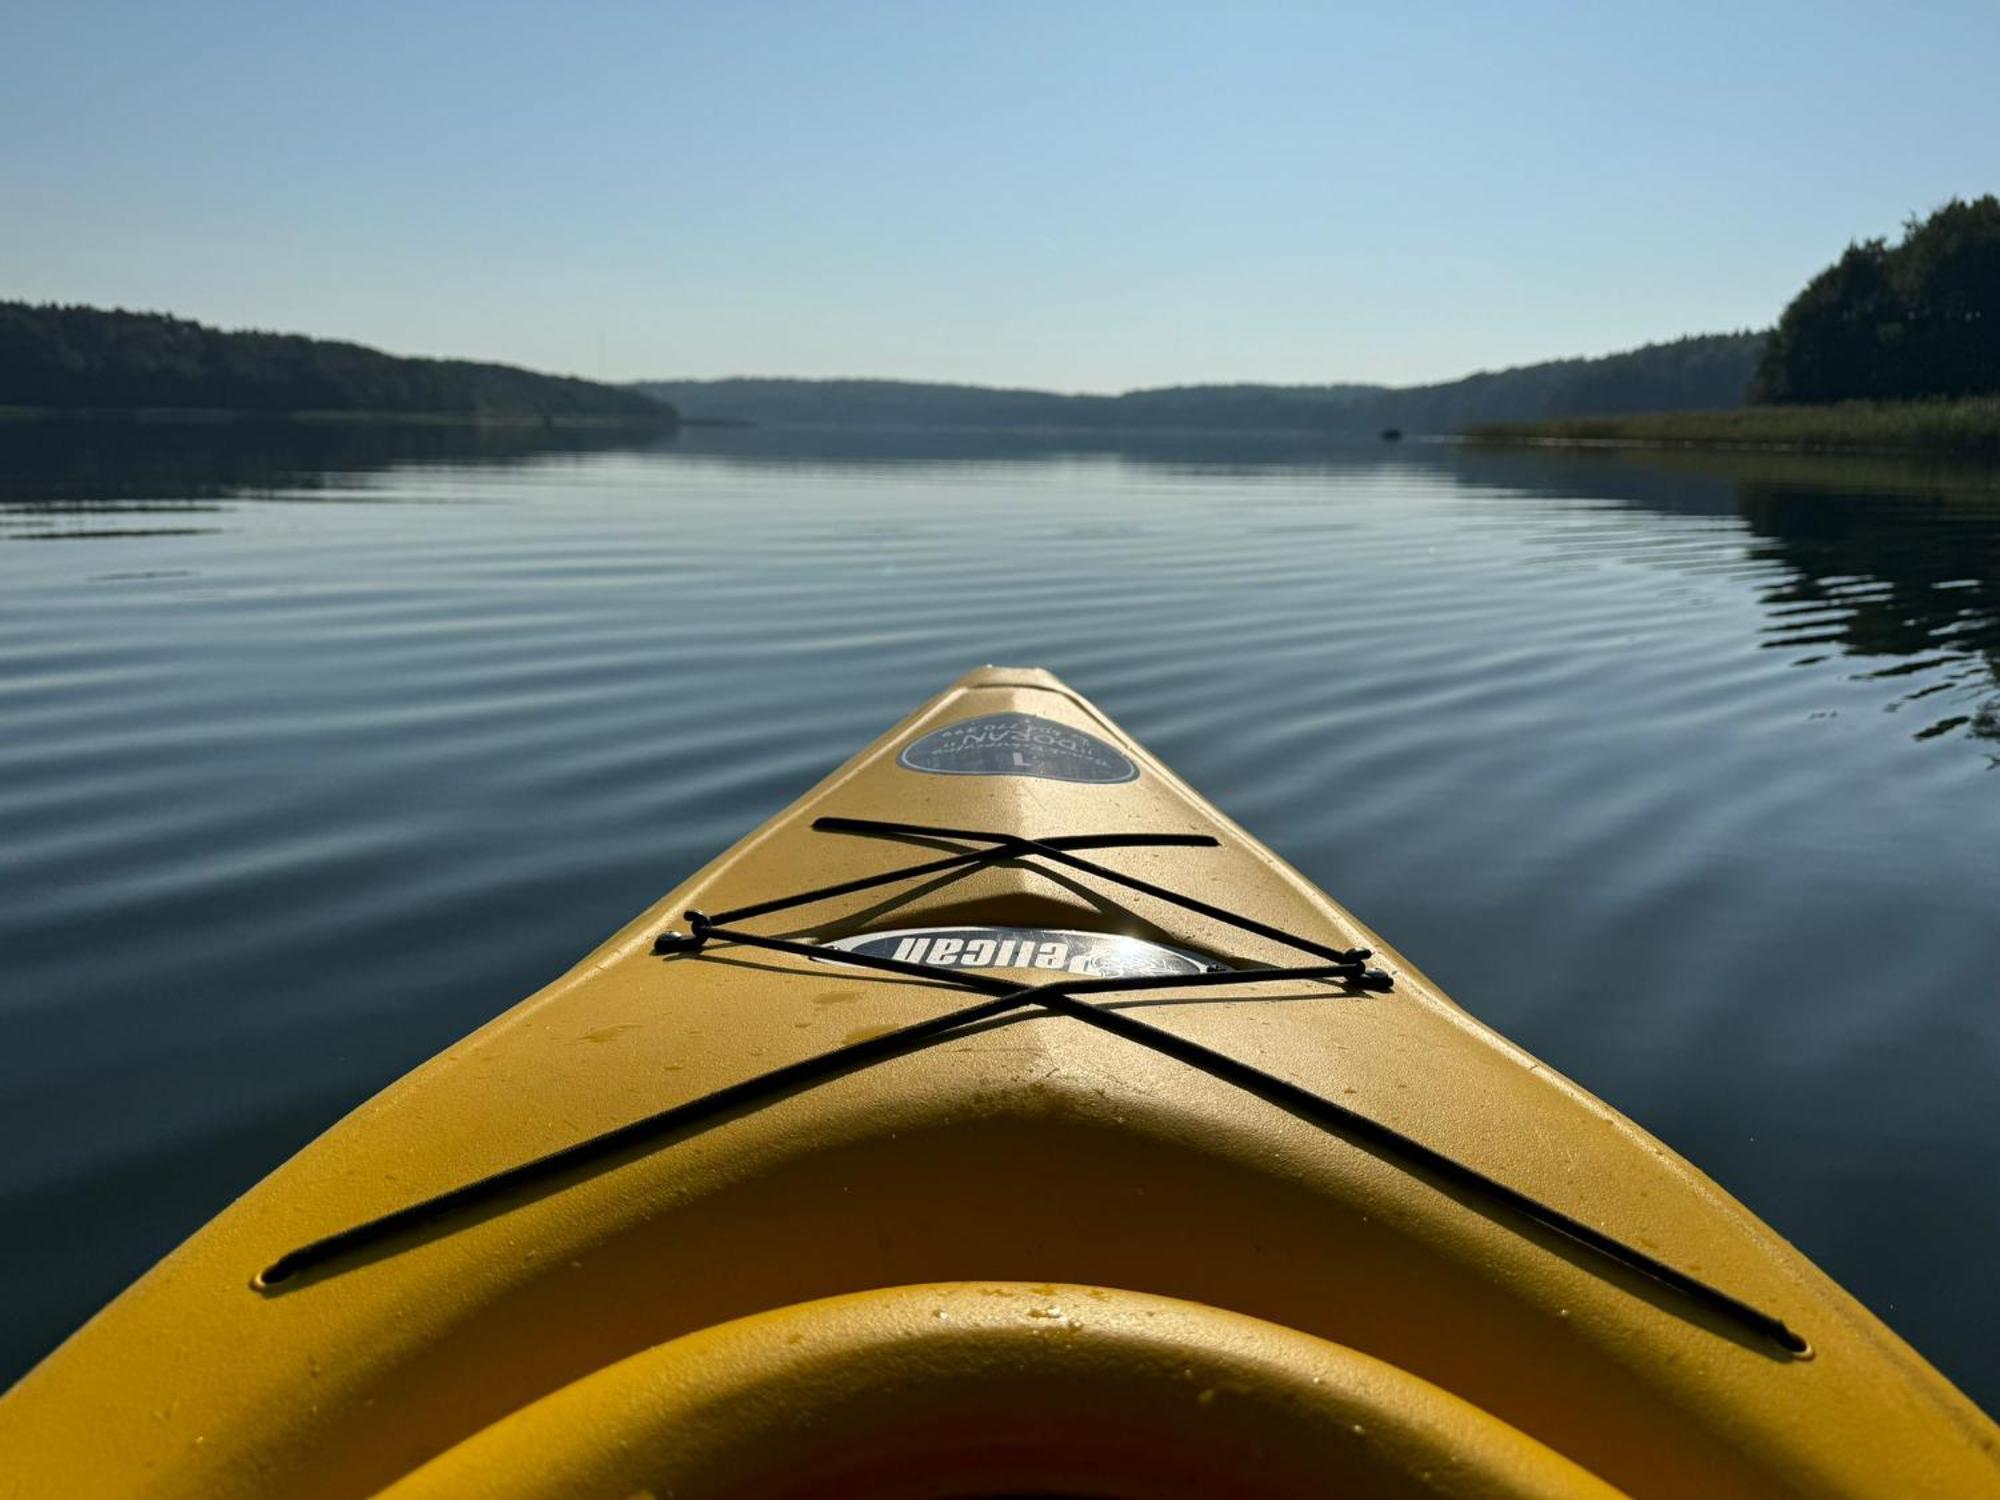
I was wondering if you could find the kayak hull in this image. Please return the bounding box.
[2,667,1993,1498]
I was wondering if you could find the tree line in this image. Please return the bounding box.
[21,194,1989,429]
[0,303,673,421]
[639,333,1765,433]
[1754,196,2000,404]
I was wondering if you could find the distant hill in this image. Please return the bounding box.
[1343,332,1767,433]
[633,377,1386,431]
[0,302,674,423]
[638,333,1764,435]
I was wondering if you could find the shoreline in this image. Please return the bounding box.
[1464,397,2000,458]
[0,405,675,430]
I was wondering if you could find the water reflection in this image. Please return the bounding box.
[4,420,1998,1412]
[11,420,2000,750]
[1439,446,2000,753]
[686,430,2000,754]
[1741,485,2000,750]
[0,416,673,523]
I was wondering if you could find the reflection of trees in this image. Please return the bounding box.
[1401,444,2000,754]
[665,424,1393,471]
[17,421,2000,752]
[1738,485,2000,746]
[674,437,2000,755]
[0,418,674,510]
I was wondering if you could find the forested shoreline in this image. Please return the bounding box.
[0,303,675,423]
[1466,398,2000,457]
[638,333,1764,434]
[19,194,1991,449]
[1753,197,2000,406]
[1476,198,2000,455]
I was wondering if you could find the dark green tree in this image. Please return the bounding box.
[1753,197,2000,404]
[1752,240,1900,402]
[1893,195,2000,399]
[0,302,675,421]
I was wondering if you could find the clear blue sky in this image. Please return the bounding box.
[6,2,1995,391]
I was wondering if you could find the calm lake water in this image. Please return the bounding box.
[4,421,1998,1412]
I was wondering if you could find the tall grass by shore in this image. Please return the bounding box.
[1465,397,2000,456]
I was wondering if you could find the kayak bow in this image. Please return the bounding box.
[2,667,1993,1499]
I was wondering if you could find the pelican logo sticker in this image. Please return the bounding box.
[899,712,1138,784]
[821,926,1223,978]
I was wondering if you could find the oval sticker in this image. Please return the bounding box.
[898,712,1138,784]
[821,926,1222,979]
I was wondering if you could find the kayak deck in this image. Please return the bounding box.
[2,667,1994,1498]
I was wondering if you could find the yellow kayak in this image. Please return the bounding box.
[3,667,1994,1498]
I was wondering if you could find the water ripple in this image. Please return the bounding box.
[2,430,1999,1412]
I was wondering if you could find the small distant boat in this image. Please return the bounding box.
[1381,426,1404,442]
[4,667,1994,1497]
